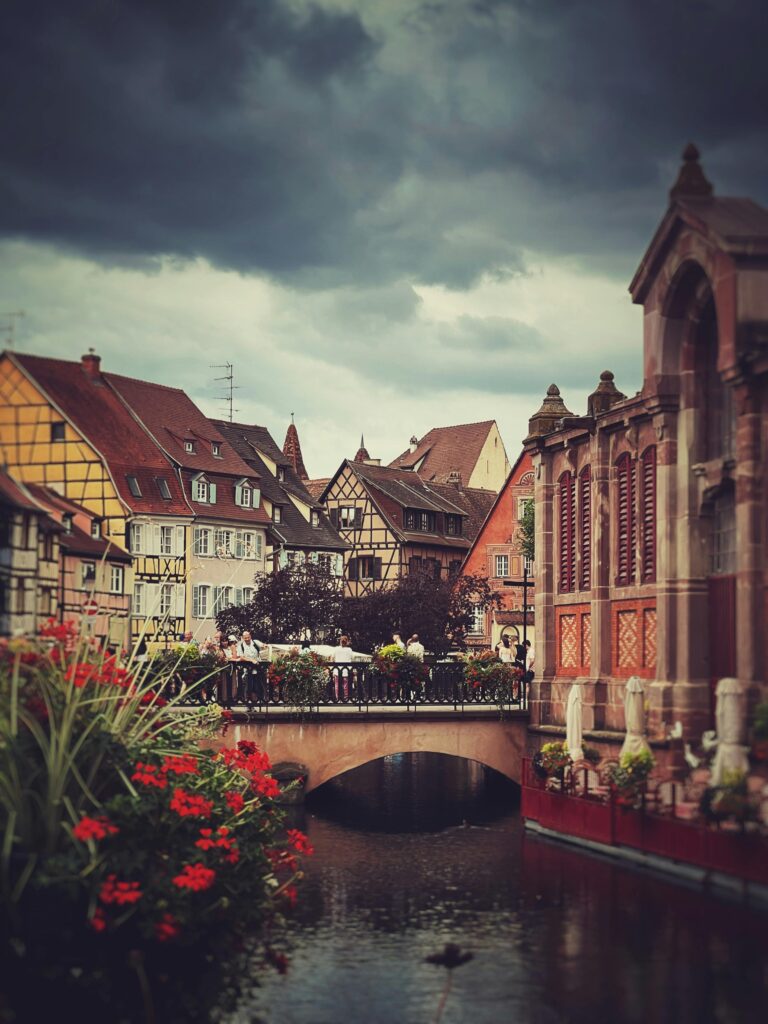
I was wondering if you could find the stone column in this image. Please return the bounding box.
[590,425,611,730]
[532,448,555,726]
[734,380,764,693]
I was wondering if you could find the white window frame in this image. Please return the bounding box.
[495,554,509,578]
[185,440,195,454]
[132,583,145,616]
[130,523,145,553]
[90,520,101,539]
[241,587,253,605]
[311,510,320,528]
[212,442,221,457]
[160,526,174,556]
[192,584,210,619]
[469,604,485,636]
[159,583,173,617]
[339,505,356,529]
[193,526,211,556]
[215,528,233,557]
[212,585,233,614]
[273,506,282,524]
[193,478,209,503]
[109,565,124,595]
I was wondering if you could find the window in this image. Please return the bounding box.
[16,578,26,615]
[132,583,145,616]
[427,557,441,579]
[241,587,254,605]
[558,471,576,593]
[192,585,210,619]
[212,443,221,457]
[109,566,124,594]
[235,480,252,507]
[579,466,592,590]
[495,554,509,578]
[273,506,282,524]
[616,453,636,586]
[212,586,233,614]
[90,520,101,539]
[409,556,423,575]
[126,476,142,498]
[193,526,211,556]
[404,509,435,531]
[469,604,485,635]
[234,530,257,559]
[159,583,173,616]
[62,513,73,535]
[51,421,65,442]
[240,486,251,508]
[160,526,174,556]
[156,478,172,501]
[446,515,462,536]
[338,506,359,529]
[449,559,462,577]
[130,523,145,553]
[356,556,381,580]
[215,529,234,556]
[0,513,9,547]
[639,448,656,583]
[711,489,736,575]
[193,478,209,503]
[311,510,320,528]
[523,555,534,575]
[277,467,285,482]
[184,440,195,454]
[81,562,96,588]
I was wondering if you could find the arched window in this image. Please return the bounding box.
[616,453,636,586]
[710,487,736,575]
[558,471,576,593]
[579,466,591,590]
[639,447,657,583]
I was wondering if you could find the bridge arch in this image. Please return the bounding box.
[223,717,528,793]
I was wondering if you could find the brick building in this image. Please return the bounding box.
[524,145,768,746]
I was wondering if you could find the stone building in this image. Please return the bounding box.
[524,145,768,746]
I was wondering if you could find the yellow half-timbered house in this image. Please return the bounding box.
[0,350,192,644]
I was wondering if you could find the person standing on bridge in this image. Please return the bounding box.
[332,635,353,701]
[406,634,425,660]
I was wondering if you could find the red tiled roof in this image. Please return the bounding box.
[182,470,271,526]
[25,484,132,560]
[305,478,330,500]
[389,421,495,485]
[0,467,42,512]
[10,353,190,516]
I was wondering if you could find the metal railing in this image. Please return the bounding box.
[164,661,528,713]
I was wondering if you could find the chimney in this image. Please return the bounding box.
[409,434,418,453]
[81,348,102,381]
[447,470,462,488]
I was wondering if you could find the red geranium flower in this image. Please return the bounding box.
[286,828,314,856]
[155,913,180,942]
[225,790,246,814]
[131,762,169,789]
[172,863,216,892]
[99,874,142,905]
[72,815,119,841]
[162,754,200,776]
[169,788,214,818]
[90,907,107,932]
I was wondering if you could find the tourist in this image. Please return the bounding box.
[392,633,405,650]
[524,639,535,683]
[332,634,353,701]
[237,630,262,703]
[220,634,240,706]
[406,634,425,660]
[496,635,514,663]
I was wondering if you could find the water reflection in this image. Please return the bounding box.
[222,753,768,1024]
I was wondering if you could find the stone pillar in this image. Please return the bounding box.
[532,448,555,726]
[590,425,611,730]
[734,381,764,693]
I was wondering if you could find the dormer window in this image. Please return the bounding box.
[277,467,285,482]
[234,479,253,508]
[192,474,216,504]
[273,506,282,524]
[126,475,142,498]
[62,513,73,535]
[311,510,320,528]
[90,520,101,539]
[184,440,195,454]
[212,442,221,457]
[156,477,172,500]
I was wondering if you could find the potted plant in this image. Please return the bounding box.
[267,648,329,715]
[532,740,572,784]
[462,651,523,710]
[373,643,429,700]
[700,770,758,826]
[605,749,655,808]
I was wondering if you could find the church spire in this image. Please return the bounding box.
[282,416,309,480]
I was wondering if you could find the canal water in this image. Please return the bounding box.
[223,754,768,1024]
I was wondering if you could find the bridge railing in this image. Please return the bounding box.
[164,661,528,712]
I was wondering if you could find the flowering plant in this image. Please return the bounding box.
[267,650,329,713]
[532,740,572,779]
[373,644,429,692]
[463,651,522,712]
[604,749,655,806]
[1,620,310,1017]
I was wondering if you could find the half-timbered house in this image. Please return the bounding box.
[213,419,348,575]
[0,350,192,643]
[321,459,495,597]
[0,469,60,636]
[461,451,536,650]
[26,486,132,646]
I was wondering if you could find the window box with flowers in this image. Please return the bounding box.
[373,643,429,699]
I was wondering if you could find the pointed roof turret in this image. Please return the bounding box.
[282,415,309,480]
[587,370,626,417]
[354,433,371,463]
[525,384,574,441]
[669,143,713,201]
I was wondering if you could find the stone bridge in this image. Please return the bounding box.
[218,712,530,792]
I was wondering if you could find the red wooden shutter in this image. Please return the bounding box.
[579,466,591,590]
[640,446,657,583]
[616,453,636,585]
[559,472,575,593]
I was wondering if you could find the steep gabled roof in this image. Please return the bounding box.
[212,420,320,507]
[0,467,52,514]
[9,352,190,516]
[282,420,309,480]
[389,420,495,484]
[27,485,132,561]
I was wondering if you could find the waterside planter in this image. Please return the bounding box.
[521,758,768,890]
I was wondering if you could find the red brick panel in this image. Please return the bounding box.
[556,604,591,676]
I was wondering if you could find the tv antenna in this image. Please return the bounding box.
[210,362,240,422]
[1,310,25,349]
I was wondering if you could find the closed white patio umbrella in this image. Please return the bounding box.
[620,675,650,758]
[710,677,749,785]
[565,681,584,763]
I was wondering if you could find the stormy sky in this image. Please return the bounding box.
[2,0,767,477]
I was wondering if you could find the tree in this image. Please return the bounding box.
[217,561,344,643]
[517,498,535,563]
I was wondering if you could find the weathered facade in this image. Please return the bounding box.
[461,452,535,650]
[524,146,768,746]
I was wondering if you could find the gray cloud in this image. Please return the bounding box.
[2,0,767,292]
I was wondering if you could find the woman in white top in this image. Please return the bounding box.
[496,635,514,663]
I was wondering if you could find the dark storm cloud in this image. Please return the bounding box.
[2,0,767,287]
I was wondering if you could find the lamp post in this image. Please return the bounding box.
[502,564,534,645]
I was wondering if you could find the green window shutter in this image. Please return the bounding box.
[209,483,217,505]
